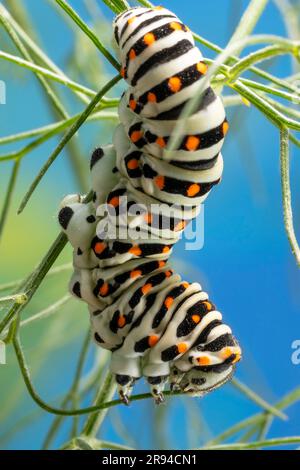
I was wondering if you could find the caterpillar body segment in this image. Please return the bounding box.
[58,6,241,404]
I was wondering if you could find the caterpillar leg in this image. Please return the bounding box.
[146,376,168,404]
[115,374,137,405]
[111,352,142,405]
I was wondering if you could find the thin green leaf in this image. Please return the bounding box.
[18,74,121,213]
[280,127,300,266]
[55,0,120,70]
[0,159,20,239]
[200,436,300,450]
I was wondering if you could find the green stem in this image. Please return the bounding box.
[232,80,300,131]
[241,77,300,104]
[42,330,91,449]
[193,33,300,96]
[0,159,20,239]
[228,0,269,47]
[200,436,300,450]
[0,110,118,163]
[0,292,27,305]
[101,0,129,14]
[232,378,287,420]
[0,4,90,104]
[280,127,300,266]
[0,50,96,97]
[166,34,300,154]
[0,263,72,293]
[0,109,118,146]
[12,332,184,416]
[55,0,120,70]
[62,436,134,450]
[81,371,116,437]
[16,295,71,329]
[229,44,299,79]
[205,386,300,446]
[18,74,121,213]
[0,8,67,118]
[0,233,68,334]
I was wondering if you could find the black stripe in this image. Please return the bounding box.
[170,153,219,171]
[195,356,235,373]
[192,320,223,347]
[151,87,216,121]
[143,162,219,197]
[131,39,193,86]
[143,118,227,151]
[137,65,210,113]
[125,22,187,71]
[114,25,119,45]
[120,10,158,42]
[122,14,176,47]
[204,333,236,352]
[114,7,140,23]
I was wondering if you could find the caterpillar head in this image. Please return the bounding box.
[170,343,241,396]
[170,364,236,397]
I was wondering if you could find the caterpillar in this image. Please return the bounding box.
[58,5,241,405]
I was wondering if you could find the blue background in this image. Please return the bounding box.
[0,0,300,450]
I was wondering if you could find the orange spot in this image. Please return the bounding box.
[187,183,201,197]
[147,92,157,103]
[185,135,200,151]
[128,16,136,25]
[164,296,174,309]
[129,245,142,256]
[159,260,166,268]
[129,99,137,111]
[148,335,159,347]
[144,32,156,46]
[129,48,136,60]
[223,121,229,136]
[99,283,109,296]
[127,158,139,170]
[203,301,213,311]
[182,281,189,289]
[174,221,186,232]
[177,343,188,354]
[155,175,165,190]
[163,246,170,254]
[165,270,172,278]
[197,356,211,366]
[94,242,106,254]
[156,136,166,148]
[192,314,201,324]
[117,315,126,328]
[170,21,182,31]
[131,130,143,143]
[222,347,233,359]
[120,67,126,78]
[130,270,142,279]
[168,76,182,93]
[144,213,153,224]
[154,5,164,9]
[108,196,120,207]
[142,283,152,295]
[197,62,208,74]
